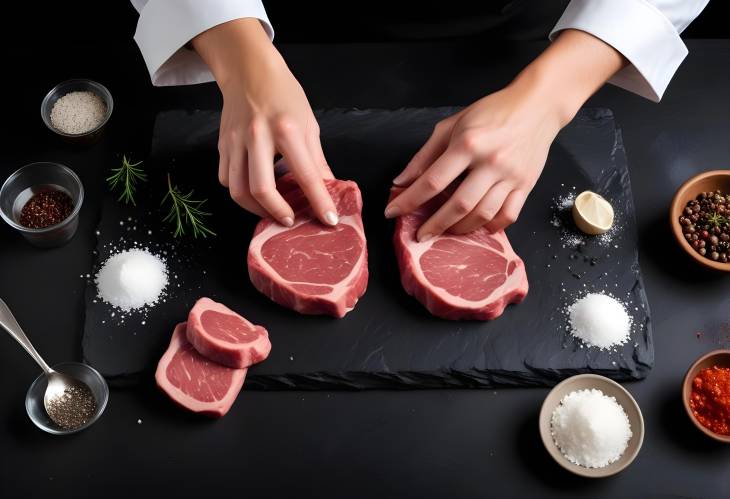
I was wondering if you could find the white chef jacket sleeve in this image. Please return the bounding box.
[550,0,708,102]
[130,0,274,87]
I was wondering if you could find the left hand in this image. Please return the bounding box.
[385,29,625,242]
[385,84,562,242]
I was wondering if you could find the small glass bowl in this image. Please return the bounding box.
[26,362,109,435]
[0,162,84,248]
[41,79,113,144]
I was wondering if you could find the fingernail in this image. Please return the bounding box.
[324,211,339,226]
[384,205,401,219]
[281,216,294,227]
[418,232,433,243]
[392,174,407,186]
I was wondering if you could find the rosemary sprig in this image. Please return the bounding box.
[106,155,147,205]
[161,174,216,238]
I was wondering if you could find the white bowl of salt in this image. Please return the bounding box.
[539,374,644,478]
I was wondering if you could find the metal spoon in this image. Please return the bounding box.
[0,298,96,429]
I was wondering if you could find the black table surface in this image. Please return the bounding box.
[2,38,729,499]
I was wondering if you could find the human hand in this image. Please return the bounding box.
[385,29,625,241]
[386,86,561,241]
[193,19,337,227]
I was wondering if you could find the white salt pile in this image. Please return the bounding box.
[568,292,631,349]
[50,91,106,134]
[95,249,168,311]
[551,388,632,468]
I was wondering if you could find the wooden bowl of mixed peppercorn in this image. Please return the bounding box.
[671,170,730,271]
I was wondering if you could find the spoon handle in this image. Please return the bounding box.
[0,298,52,374]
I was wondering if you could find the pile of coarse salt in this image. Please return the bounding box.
[50,91,106,135]
[551,388,632,468]
[95,249,168,311]
[568,292,632,349]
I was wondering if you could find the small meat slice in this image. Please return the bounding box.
[248,174,368,318]
[186,297,271,369]
[155,322,246,417]
[392,187,528,320]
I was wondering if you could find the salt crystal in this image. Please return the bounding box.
[95,249,168,311]
[568,293,632,349]
[551,388,632,468]
[49,91,106,134]
[557,193,575,210]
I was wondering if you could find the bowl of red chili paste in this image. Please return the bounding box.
[683,349,730,443]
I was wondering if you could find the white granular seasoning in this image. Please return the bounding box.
[568,292,632,349]
[50,91,106,134]
[551,388,632,468]
[95,249,168,311]
[557,193,575,210]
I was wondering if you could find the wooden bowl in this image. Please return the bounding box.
[539,374,644,478]
[682,349,730,443]
[670,170,730,271]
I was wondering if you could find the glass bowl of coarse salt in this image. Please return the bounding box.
[41,79,113,143]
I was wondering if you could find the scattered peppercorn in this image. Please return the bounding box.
[680,189,730,263]
[18,190,73,229]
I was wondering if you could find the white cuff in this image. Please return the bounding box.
[550,0,688,102]
[134,0,274,87]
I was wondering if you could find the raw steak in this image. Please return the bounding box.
[248,174,368,318]
[155,322,246,417]
[186,297,271,369]
[392,188,528,320]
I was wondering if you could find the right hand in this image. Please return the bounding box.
[192,18,338,227]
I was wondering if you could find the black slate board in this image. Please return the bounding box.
[82,107,653,388]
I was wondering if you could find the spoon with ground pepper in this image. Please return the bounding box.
[0,299,97,430]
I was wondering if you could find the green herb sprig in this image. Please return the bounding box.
[161,174,216,238]
[106,155,147,205]
[706,211,728,228]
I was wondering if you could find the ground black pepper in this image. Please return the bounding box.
[45,384,97,430]
[19,190,74,229]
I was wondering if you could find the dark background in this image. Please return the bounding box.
[2,2,730,499]
[8,1,730,43]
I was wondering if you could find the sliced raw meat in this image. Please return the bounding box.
[155,322,246,417]
[391,188,528,320]
[186,297,271,369]
[248,174,368,318]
